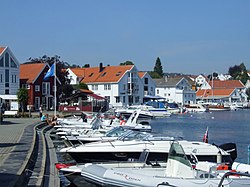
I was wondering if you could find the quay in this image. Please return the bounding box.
[0,115,60,187]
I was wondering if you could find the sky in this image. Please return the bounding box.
[1,0,250,75]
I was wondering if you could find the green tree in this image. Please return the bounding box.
[148,71,162,79]
[153,57,163,77]
[26,55,74,100]
[73,82,89,90]
[120,61,134,66]
[17,88,29,115]
[228,63,249,84]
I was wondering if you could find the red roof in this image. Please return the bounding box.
[138,72,146,78]
[0,47,6,55]
[20,63,47,83]
[69,65,134,84]
[208,80,244,89]
[196,89,235,97]
[88,93,105,100]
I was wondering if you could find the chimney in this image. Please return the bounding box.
[164,75,168,82]
[99,63,104,72]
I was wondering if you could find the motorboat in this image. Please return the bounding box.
[63,126,131,146]
[57,149,151,187]
[60,132,236,164]
[185,104,208,113]
[80,142,250,187]
[58,110,152,140]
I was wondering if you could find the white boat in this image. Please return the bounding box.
[81,142,250,187]
[115,106,154,120]
[185,104,208,113]
[63,126,132,146]
[58,110,152,140]
[60,133,236,164]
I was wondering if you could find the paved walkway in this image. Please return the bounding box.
[0,117,40,186]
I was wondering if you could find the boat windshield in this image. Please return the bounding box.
[168,142,192,168]
[104,127,128,137]
[117,130,152,141]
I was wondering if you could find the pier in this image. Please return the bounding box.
[0,117,60,187]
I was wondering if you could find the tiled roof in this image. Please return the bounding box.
[73,65,134,83]
[208,80,244,88]
[20,63,47,83]
[196,88,235,97]
[0,47,6,55]
[138,72,146,78]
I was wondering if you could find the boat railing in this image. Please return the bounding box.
[218,171,250,187]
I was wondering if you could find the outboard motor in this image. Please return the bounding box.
[219,143,237,162]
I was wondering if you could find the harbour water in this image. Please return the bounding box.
[56,109,250,186]
[151,109,250,164]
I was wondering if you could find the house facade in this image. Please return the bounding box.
[68,63,148,108]
[138,72,156,96]
[195,74,208,89]
[20,63,58,111]
[198,79,247,103]
[154,76,196,106]
[0,46,20,110]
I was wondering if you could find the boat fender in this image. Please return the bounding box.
[217,164,229,170]
[55,163,74,170]
[120,120,126,125]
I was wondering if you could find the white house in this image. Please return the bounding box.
[154,76,196,106]
[198,79,247,103]
[0,46,20,109]
[68,63,148,108]
[195,74,208,89]
[138,71,156,96]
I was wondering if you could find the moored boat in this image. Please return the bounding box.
[80,142,250,187]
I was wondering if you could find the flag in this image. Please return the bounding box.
[44,63,55,80]
[203,127,208,143]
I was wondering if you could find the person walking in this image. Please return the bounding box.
[39,105,43,118]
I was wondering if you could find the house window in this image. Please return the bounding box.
[157,89,159,94]
[5,52,9,67]
[115,96,120,103]
[35,85,40,92]
[168,93,170,96]
[35,97,40,110]
[105,96,110,103]
[5,69,9,87]
[104,84,111,90]
[0,74,2,82]
[0,57,3,67]
[135,96,140,103]
[92,85,98,90]
[10,58,17,68]
[123,96,126,103]
[42,82,50,95]
[15,75,17,83]
[5,89,9,94]
[144,78,148,84]
[123,84,126,91]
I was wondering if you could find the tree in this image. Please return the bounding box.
[120,61,134,66]
[73,82,89,90]
[207,72,219,81]
[228,63,249,84]
[153,57,163,77]
[148,71,162,79]
[26,55,74,99]
[17,88,29,115]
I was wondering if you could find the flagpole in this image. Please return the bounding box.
[54,57,57,117]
